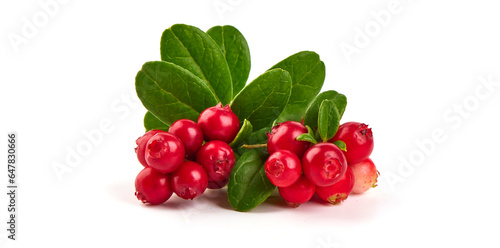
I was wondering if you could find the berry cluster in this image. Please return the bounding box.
[265,121,379,207]
[134,103,240,205]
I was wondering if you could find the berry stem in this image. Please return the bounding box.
[241,143,267,149]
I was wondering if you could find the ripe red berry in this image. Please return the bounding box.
[331,122,374,165]
[168,119,204,158]
[267,121,310,158]
[302,143,348,187]
[196,140,236,183]
[145,132,185,174]
[278,175,316,207]
[350,158,379,194]
[170,161,208,200]
[197,103,240,143]
[134,167,173,205]
[316,166,354,205]
[135,129,163,167]
[264,150,302,187]
[207,177,230,189]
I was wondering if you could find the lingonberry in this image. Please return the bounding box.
[168,119,204,158]
[145,132,185,174]
[134,167,173,205]
[278,175,316,207]
[316,166,354,205]
[350,158,379,194]
[170,161,208,200]
[267,121,310,158]
[197,103,240,143]
[330,122,374,165]
[196,140,236,182]
[264,150,302,187]
[135,129,164,167]
[207,177,230,189]
[302,142,348,187]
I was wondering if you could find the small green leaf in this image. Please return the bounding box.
[228,150,276,211]
[230,68,292,130]
[160,24,233,105]
[207,25,251,97]
[333,140,347,152]
[229,119,253,148]
[318,100,340,142]
[295,125,318,144]
[304,90,347,130]
[143,111,169,131]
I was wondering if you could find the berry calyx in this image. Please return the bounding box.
[278,175,316,207]
[267,121,310,158]
[170,161,208,200]
[135,129,164,167]
[316,166,354,205]
[264,150,302,187]
[145,132,185,174]
[168,119,204,158]
[330,122,374,165]
[196,140,236,183]
[197,103,240,143]
[350,158,379,194]
[134,167,173,205]
[302,142,348,187]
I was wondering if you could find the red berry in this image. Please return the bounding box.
[170,161,208,200]
[168,119,204,158]
[278,175,316,207]
[135,129,164,167]
[207,177,230,189]
[196,140,236,182]
[267,121,310,158]
[316,166,354,205]
[331,122,374,165]
[145,132,185,174]
[264,150,302,187]
[302,143,348,187]
[197,103,240,143]
[134,167,173,205]
[350,158,379,194]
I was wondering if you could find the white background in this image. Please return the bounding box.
[1,0,500,247]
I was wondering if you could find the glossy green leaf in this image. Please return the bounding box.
[160,24,232,104]
[333,140,347,152]
[230,68,292,130]
[207,25,251,97]
[228,150,276,211]
[271,51,325,122]
[135,61,219,126]
[143,111,169,131]
[229,119,253,148]
[318,100,340,142]
[296,125,318,144]
[304,90,347,130]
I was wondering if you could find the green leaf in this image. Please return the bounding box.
[143,111,169,131]
[333,140,347,152]
[296,125,318,144]
[229,119,253,148]
[230,68,292,130]
[160,24,233,104]
[304,90,347,130]
[136,61,219,126]
[318,100,340,142]
[207,25,251,97]
[271,51,325,122]
[228,150,276,211]
[235,127,270,156]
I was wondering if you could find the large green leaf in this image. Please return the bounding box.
[143,111,169,131]
[318,100,340,142]
[271,51,325,122]
[304,90,347,130]
[230,68,292,130]
[207,25,251,97]
[160,24,233,104]
[135,61,219,126]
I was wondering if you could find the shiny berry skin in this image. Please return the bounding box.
[350,158,379,194]
[267,121,310,158]
[316,166,354,205]
[170,161,208,200]
[135,129,164,167]
[168,119,204,158]
[302,143,348,187]
[207,177,230,189]
[330,122,374,165]
[197,103,240,143]
[265,150,302,187]
[278,175,316,207]
[134,167,173,205]
[145,132,185,174]
[196,140,236,182]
